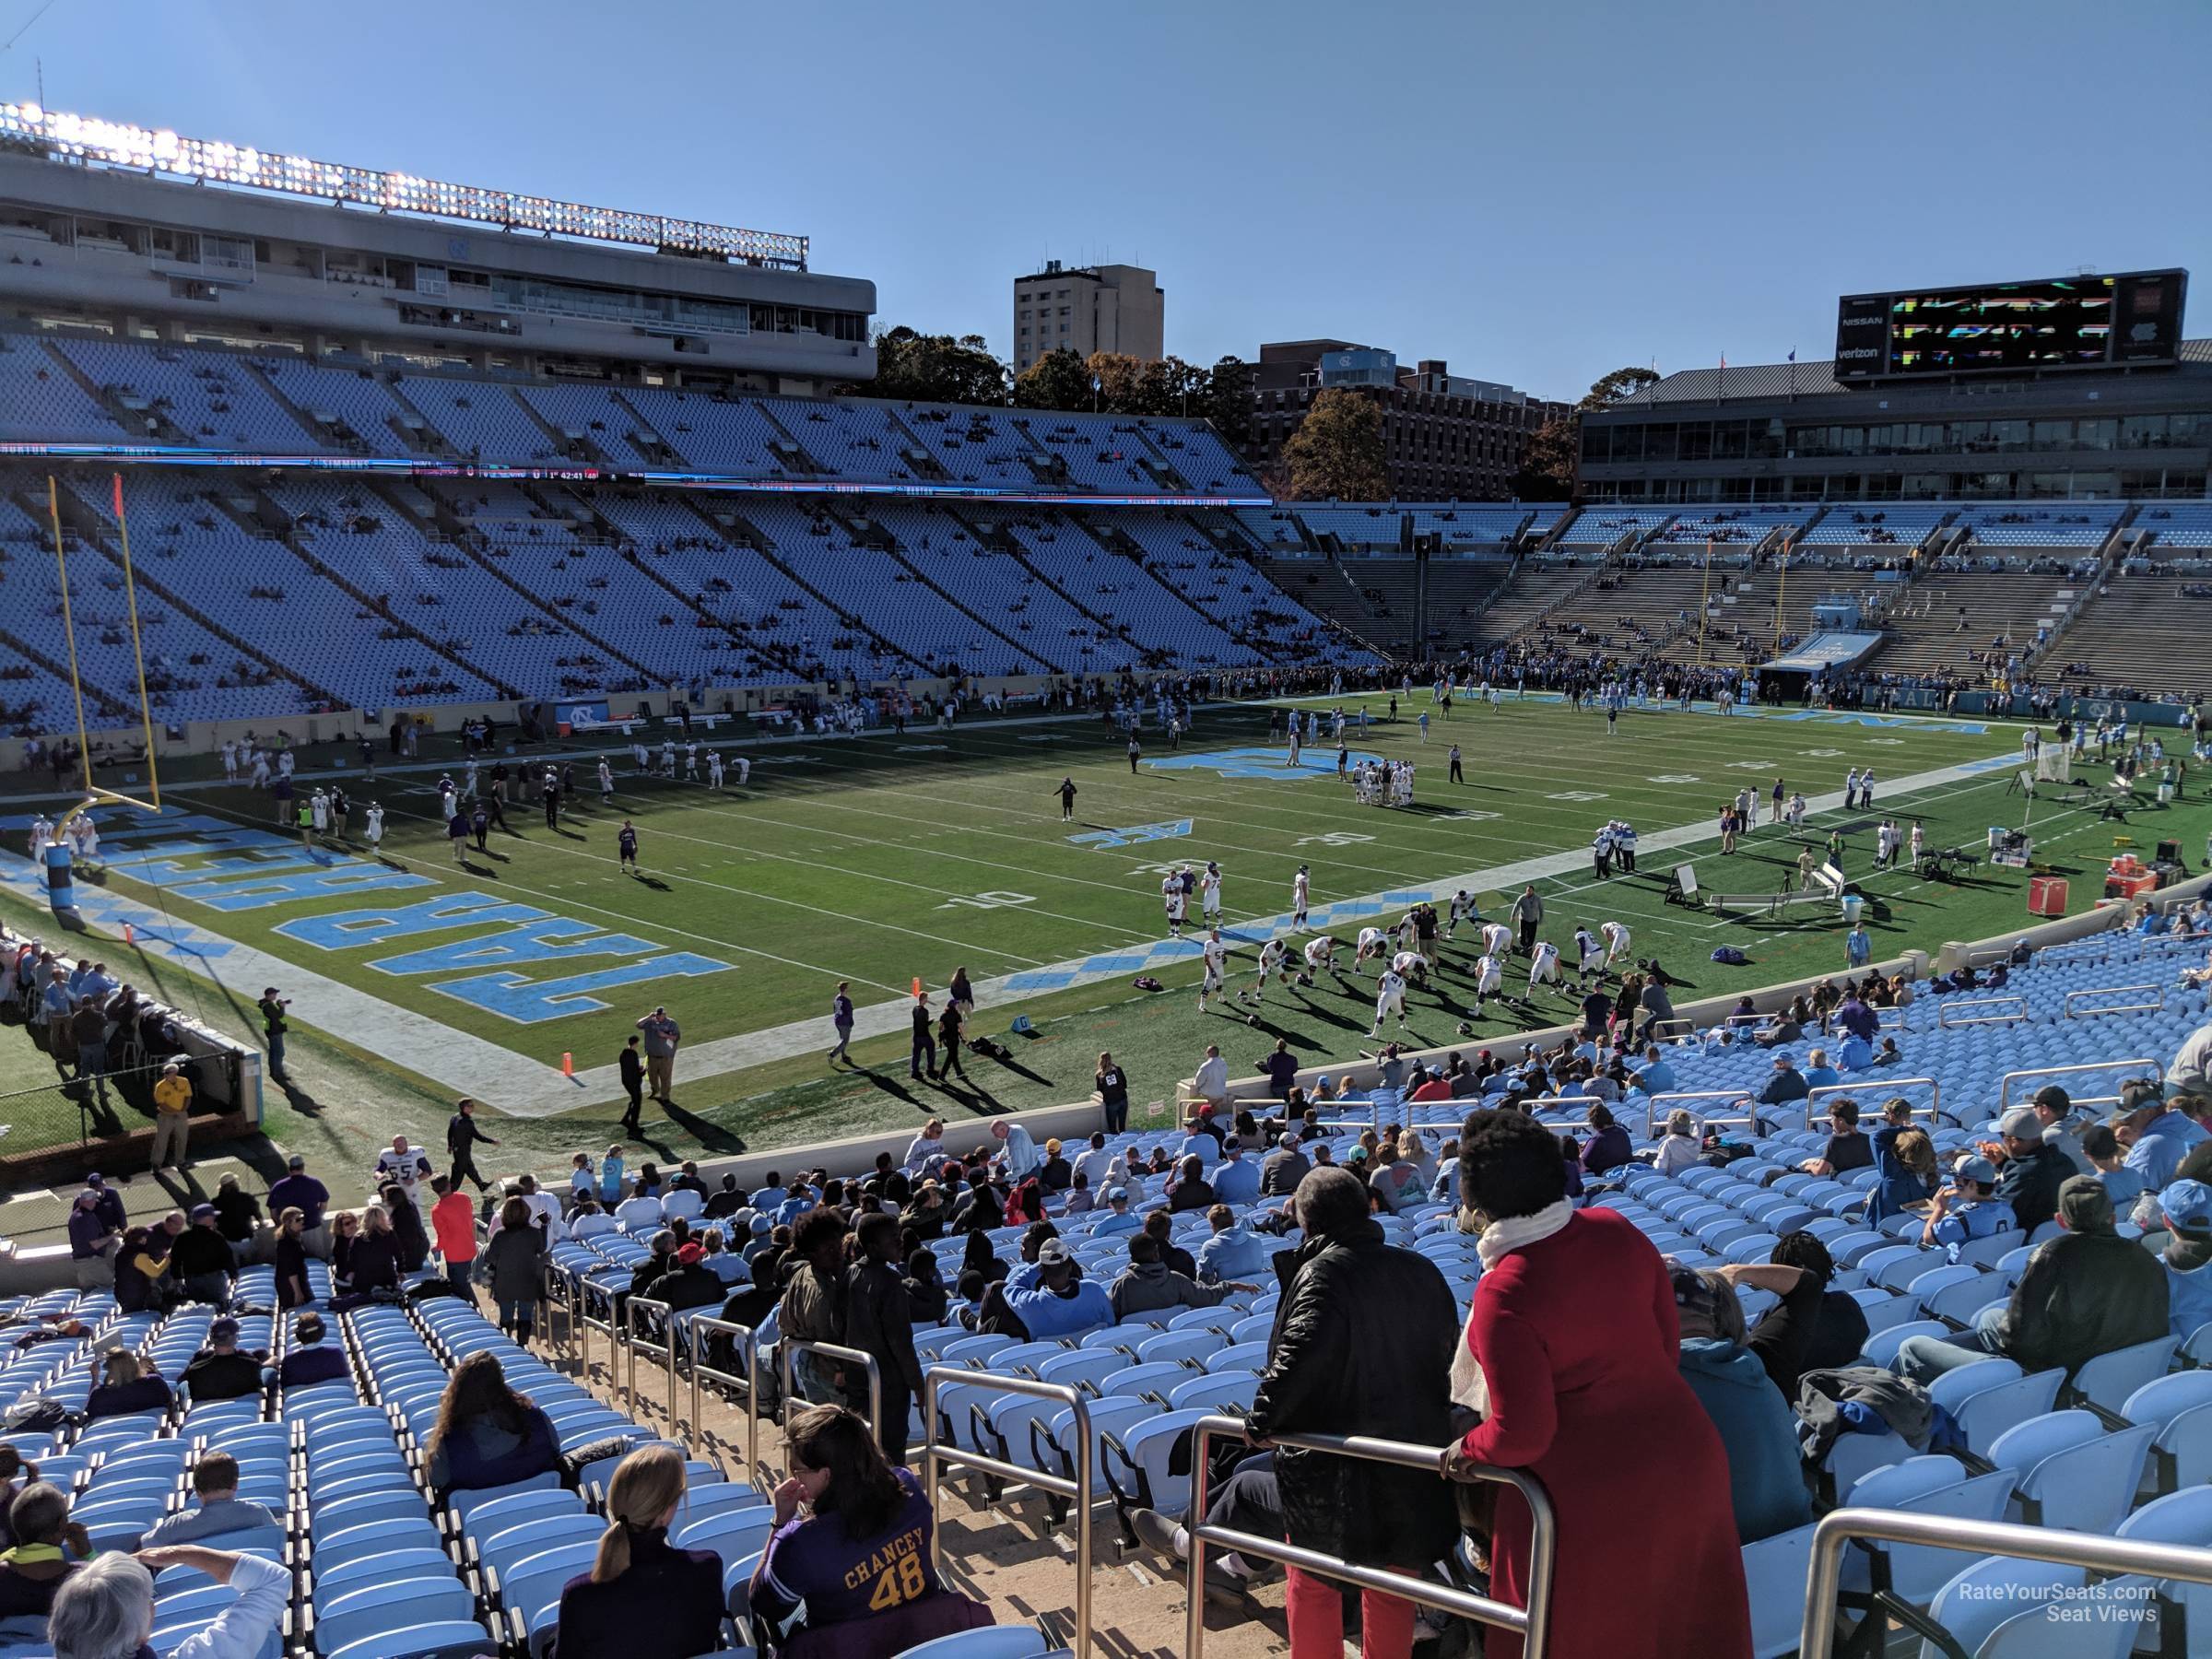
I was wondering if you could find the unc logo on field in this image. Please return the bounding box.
[1067,819,1193,850]
[1147,747,1381,781]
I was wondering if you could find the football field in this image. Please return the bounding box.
[7,693,2194,1162]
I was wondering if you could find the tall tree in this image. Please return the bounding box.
[1509,416,1579,500]
[1134,356,1208,418]
[1279,389,1388,500]
[1011,347,1092,411]
[1579,365,1661,411]
[1084,351,1147,413]
[1205,355,1251,444]
[1503,365,1662,500]
[856,326,1009,406]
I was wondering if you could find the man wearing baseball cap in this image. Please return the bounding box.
[1260,1132,1310,1198]
[1896,1174,2167,1383]
[1092,1186,1141,1236]
[1918,1155,2012,1262]
[169,1203,236,1310]
[2156,1179,2212,1344]
[179,1315,265,1403]
[643,1240,724,1313]
[1983,1106,2073,1235]
[2115,1079,2210,1192]
[2030,1085,2087,1173]
[998,1236,1112,1340]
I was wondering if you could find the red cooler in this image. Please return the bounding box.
[2027,876,2067,917]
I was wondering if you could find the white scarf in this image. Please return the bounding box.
[1450,1201,1577,1416]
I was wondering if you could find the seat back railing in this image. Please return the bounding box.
[683,1316,763,1488]
[780,1339,883,1444]
[621,1297,680,1431]
[2063,984,2165,1019]
[921,1366,1092,1659]
[1642,1089,1760,1140]
[1806,1078,1942,1132]
[1184,1415,1555,1659]
[1996,1056,2162,1118]
[1798,1506,2212,1659]
[1936,995,2029,1029]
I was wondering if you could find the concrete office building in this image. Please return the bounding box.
[1012,261,1164,371]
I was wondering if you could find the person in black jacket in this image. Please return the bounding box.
[382,1183,432,1274]
[1895,1175,2168,1383]
[1143,1209,1198,1280]
[842,1213,924,1461]
[180,1318,264,1404]
[169,1206,235,1308]
[446,1097,498,1194]
[903,1247,949,1324]
[618,1035,645,1135]
[1241,1166,1459,1653]
[644,1242,724,1312]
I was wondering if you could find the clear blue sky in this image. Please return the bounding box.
[10,0,2209,400]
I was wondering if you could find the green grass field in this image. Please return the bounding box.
[7,695,2203,1171]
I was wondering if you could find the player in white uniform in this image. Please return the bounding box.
[1300,935,1337,983]
[1354,925,1390,975]
[311,790,331,838]
[1481,920,1512,960]
[1196,928,1229,1012]
[365,803,385,851]
[68,816,99,866]
[1200,862,1223,922]
[373,1138,431,1213]
[1370,967,1408,1037]
[597,759,615,804]
[1786,792,1808,828]
[220,740,239,782]
[1161,875,1187,939]
[1469,951,1504,1016]
[1601,920,1632,969]
[1290,865,1312,929]
[436,774,457,819]
[660,739,677,777]
[1287,725,1302,767]
[1394,912,1419,953]
[632,739,651,772]
[1909,820,1925,865]
[708,751,725,789]
[733,755,751,785]
[1573,926,1604,987]
[1446,889,1477,940]
[1527,938,1562,993]
[1391,948,1428,992]
[685,742,700,781]
[1244,936,1288,1003]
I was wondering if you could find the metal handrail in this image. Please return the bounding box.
[1936,995,2028,1029]
[1184,1415,1555,1659]
[567,1265,627,1377]
[779,1338,883,1441]
[1997,1056,2163,1117]
[1799,1506,2212,1659]
[1805,1078,1941,1132]
[621,1296,686,1431]
[1642,1088,1758,1139]
[2063,983,2164,1019]
[685,1316,763,1486]
[922,1366,1091,1659]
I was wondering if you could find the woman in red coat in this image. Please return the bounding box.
[1443,1110,1751,1659]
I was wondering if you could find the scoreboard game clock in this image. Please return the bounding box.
[1833,268,2186,381]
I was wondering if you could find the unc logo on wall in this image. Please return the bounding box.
[1146,747,1381,781]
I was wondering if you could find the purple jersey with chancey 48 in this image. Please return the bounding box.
[751,1466,941,1628]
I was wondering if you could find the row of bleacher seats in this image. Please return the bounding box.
[6,334,1256,499]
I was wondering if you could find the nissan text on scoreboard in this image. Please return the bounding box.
[1833,269,2187,382]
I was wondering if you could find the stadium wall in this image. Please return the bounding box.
[0,677,1090,767]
